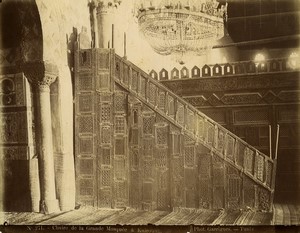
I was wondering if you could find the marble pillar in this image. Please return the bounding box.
[22,62,60,214]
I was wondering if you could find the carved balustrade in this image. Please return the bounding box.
[115,54,277,210]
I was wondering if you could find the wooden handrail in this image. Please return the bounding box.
[115,53,276,192]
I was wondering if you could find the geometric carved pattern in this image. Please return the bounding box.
[148,83,157,105]
[115,138,125,155]
[244,147,254,174]
[206,121,215,145]
[234,109,269,124]
[123,64,129,85]
[228,176,240,199]
[143,182,152,202]
[243,177,255,208]
[79,95,93,112]
[177,103,184,124]
[199,178,211,209]
[101,126,111,144]
[199,155,210,177]
[143,160,153,178]
[100,92,112,102]
[221,93,261,105]
[213,166,224,186]
[79,73,93,91]
[258,187,270,211]
[100,104,111,122]
[79,179,94,196]
[156,148,168,168]
[256,153,265,182]
[265,161,273,187]
[98,52,109,69]
[131,69,138,92]
[172,134,180,155]
[143,139,153,158]
[184,146,194,168]
[236,141,246,167]
[115,181,126,199]
[131,149,139,169]
[227,176,240,209]
[156,126,168,145]
[226,135,235,161]
[173,158,183,180]
[143,116,154,135]
[98,189,111,208]
[99,73,109,90]
[114,159,126,179]
[158,91,166,111]
[140,76,146,98]
[0,112,27,143]
[102,147,111,165]
[101,170,111,186]
[168,95,175,117]
[186,109,194,131]
[131,128,139,145]
[79,137,93,154]
[78,115,93,134]
[115,93,126,112]
[217,130,225,153]
[263,91,277,104]
[115,116,125,134]
[157,190,167,209]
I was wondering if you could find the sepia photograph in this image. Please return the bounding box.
[0,0,299,231]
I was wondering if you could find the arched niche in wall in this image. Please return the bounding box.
[212,64,222,76]
[159,68,169,81]
[202,64,211,77]
[246,61,256,73]
[234,63,245,74]
[224,63,233,75]
[171,68,179,80]
[257,62,268,73]
[191,66,200,78]
[270,60,280,72]
[180,67,189,79]
[149,70,158,80]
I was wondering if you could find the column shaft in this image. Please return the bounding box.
[36,84,59,214]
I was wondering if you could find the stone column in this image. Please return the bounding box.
[22,62,60,214]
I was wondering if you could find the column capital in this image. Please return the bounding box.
[21,61,59,87]
[94,0,122,14]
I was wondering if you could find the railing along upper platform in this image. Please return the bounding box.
[149,57,300,81]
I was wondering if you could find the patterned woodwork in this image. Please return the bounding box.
[74,49,277,212]
[0,72,34,211]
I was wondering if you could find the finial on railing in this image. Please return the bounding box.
[275,124,280,160]
[124,32,127,60]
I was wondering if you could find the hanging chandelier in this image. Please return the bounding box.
[135,0,227,63]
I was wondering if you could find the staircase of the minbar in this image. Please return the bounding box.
[114,55,277,212]
[74,48,277,212]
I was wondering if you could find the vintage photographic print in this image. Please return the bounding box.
[0,0,299,231]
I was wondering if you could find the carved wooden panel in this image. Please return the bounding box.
[0,112,27,144]
[212,159,225,209]
[227,166,241,209]
[243,177,256,208]
[78,73,93,91]
[79,94,93,113]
